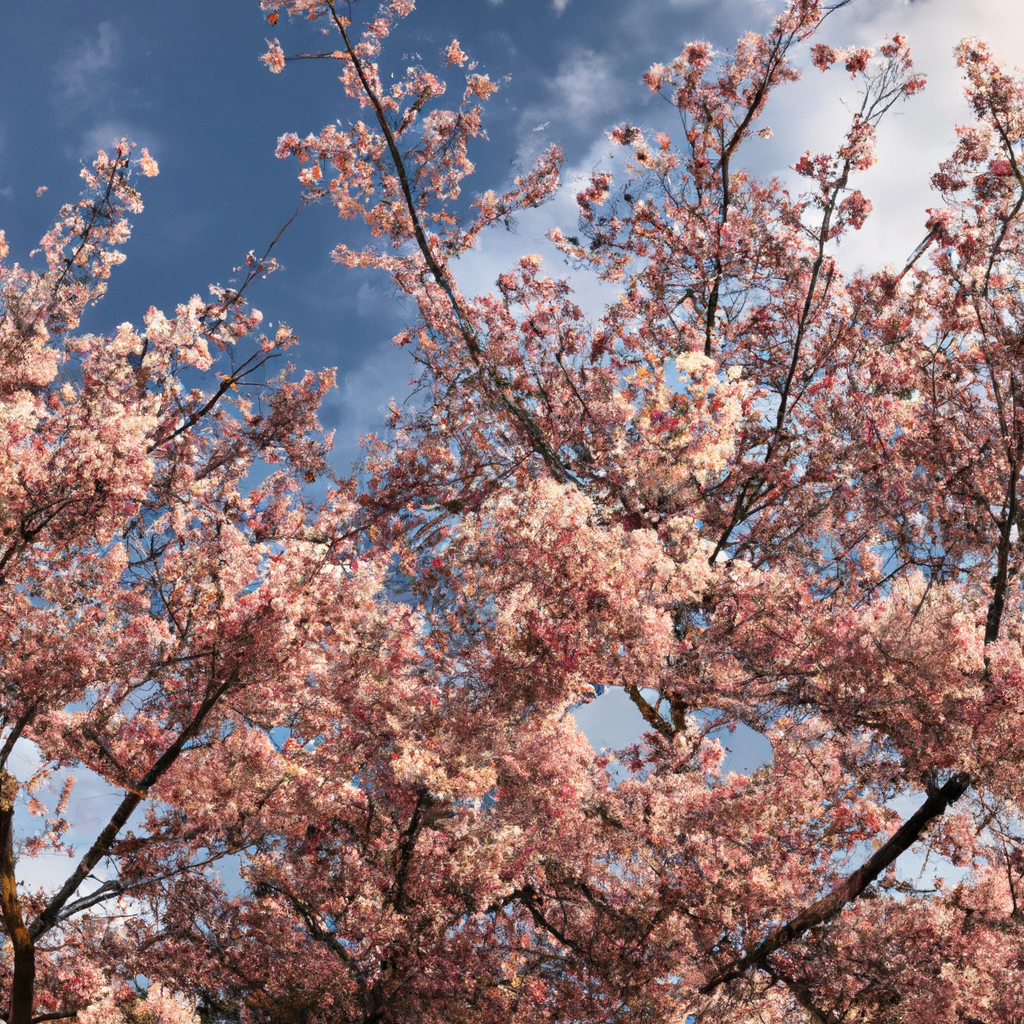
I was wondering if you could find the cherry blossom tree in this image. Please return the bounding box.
[0,142,360,1023]
[10,0,1024,1022]
[237,0,1024,1021]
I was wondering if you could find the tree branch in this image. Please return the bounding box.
[623,684,674,740]
[699,771,971,994]
[29,670,239,941]
[324,0,569,483]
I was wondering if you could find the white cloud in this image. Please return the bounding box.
[543,48,616,128]
[326,341,419,472]
[78,121,137,159]
[530,0,1024,274]
[450,134,626,330]
[352,279,395,321]
[55,21,119,104]
[753,0,1024,271]
[51,22,147,159]
[456,0,1024,340]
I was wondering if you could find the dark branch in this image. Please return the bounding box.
[699,771,971,993]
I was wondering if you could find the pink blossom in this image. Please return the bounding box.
[445,39,467,66]
[261,37,285,73]
[138,147,159,177]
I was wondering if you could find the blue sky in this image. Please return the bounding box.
[6,0,1010,466]
[3,0,1024,773]
[2,0,783,469]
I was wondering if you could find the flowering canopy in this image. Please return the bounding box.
[5,1,1024,1022]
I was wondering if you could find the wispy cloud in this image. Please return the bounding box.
[325,341,419,470]
[516,47,618,154]
[756,0,1024,271]
[55,21,119,105]
[79,121,136,157]
[51,24,156,160]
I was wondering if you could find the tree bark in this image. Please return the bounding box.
[0,772,34,1024]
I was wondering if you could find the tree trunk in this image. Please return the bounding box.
[0,771,35,1024]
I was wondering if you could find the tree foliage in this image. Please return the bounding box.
[3,1,1024,1022]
